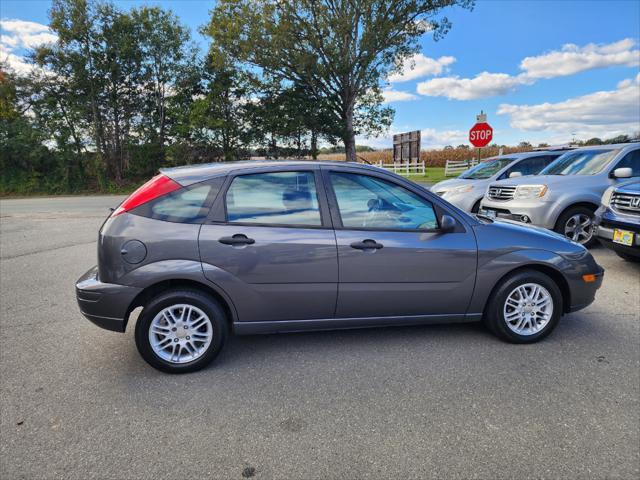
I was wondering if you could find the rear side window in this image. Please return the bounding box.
[131,178,222,223]
[225,171,322,226]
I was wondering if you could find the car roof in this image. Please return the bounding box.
[160,160,383,185]
[569,142,639,151]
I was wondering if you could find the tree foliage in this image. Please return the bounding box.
[206,0,473,161]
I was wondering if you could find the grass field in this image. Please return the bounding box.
[391,167,448,185]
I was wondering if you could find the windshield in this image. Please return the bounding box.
[540,149,620,175]
[459,158,515,179]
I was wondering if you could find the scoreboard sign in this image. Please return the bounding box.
[393,130,421,163]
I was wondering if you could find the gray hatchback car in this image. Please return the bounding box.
[76,161,604,373]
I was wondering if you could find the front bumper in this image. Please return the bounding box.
[479,198,556,229]
[441,193,483,212]
[593,207,640,258]
[76,266,141,332]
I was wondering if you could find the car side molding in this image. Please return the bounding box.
[233,313,483,335]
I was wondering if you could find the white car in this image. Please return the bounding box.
[431,151,566,212]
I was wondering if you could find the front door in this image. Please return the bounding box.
[199,169,338,322]
[324,169,477,319]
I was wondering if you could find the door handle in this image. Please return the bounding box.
[218,234,255,246]
[350,239,383,250]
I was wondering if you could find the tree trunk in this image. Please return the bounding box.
[310,129,318,160]
[342,103,356,162]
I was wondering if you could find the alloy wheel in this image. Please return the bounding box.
[564,213,593,244]
[503,283,554,336]
[148,304,213,364]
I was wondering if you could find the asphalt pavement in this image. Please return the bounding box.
[0,195,638,479]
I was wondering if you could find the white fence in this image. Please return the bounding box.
[376,161,426,176]
[444,159,478,177]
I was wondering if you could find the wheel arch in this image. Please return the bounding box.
[484,263,571,315]
[124,278,237,332]
[552,201,599,231]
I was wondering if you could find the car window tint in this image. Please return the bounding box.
[131,180,218,223]
[614,149,640,176]
[330,172,438,230]
[226,172,321,226]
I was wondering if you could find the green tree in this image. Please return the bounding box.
[206,0,473,162]
[131,6,196,171]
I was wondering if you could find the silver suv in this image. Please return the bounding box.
[480,143,640,246]
[431,150,565,212]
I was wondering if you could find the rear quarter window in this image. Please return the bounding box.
[131,177,224,223]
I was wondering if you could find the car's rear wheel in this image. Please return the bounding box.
[134,289,228,373]
[555,206,596,247]
[485,269,562,343]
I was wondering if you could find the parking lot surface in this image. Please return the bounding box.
[1,195,638,479]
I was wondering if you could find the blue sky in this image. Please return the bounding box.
[2,0,639,149]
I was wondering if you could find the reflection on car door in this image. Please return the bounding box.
[323,168,477,320]
[199,169,338,322]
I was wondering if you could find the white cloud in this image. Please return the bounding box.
[521,38,640,79]
[417,72,530,100]
[497,74,640,139]
[382,88,418,103]
[357,126,467,150]
[0,19,57,74]
[420,127,468,149]
[389,54,456,83]
[416,39,640,100]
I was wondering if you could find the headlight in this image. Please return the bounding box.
[515,185,547,199]
[601,186,615,207]
[446,184,474,196]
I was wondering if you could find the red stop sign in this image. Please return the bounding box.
[469,122,493,148]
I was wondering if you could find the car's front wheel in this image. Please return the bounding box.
[485,269,562,343]
[134,289,228,373]
[555,206,596,247]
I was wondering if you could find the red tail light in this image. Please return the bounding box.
[111,174,180,217]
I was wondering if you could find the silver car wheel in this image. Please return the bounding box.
[564,213,593,244]
[148,304,213,364]
[503,283,554,336]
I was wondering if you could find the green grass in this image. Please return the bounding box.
[401,167,448,185]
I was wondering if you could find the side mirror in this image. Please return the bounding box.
[440,214,456,233]
[509,171,522,178]
[612,167,632,179]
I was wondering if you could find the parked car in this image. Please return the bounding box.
[77,161,604,373]
[594,179,640,262]
[431,150,567,212]
[480,143,640,246]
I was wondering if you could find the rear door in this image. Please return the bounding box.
[323,167,477,319]
[198,167,338,323]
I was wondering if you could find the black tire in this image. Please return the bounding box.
[471,199,482,213]
[134,289,228,373]
[484,269,563,343]
[554,206,597,247]
[615,250,640,262]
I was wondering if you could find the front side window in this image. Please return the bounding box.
[226,171,322,226]
[614,149,640,176]
[330,172,438,230]
[506,156,557,177]
[540,149,620,175]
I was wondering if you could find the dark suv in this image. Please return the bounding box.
[594,179,640,261]
[76,161,604,373]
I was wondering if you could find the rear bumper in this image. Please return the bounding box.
[76,266,141,332]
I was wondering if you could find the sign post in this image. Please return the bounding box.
[469,111,493,164]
